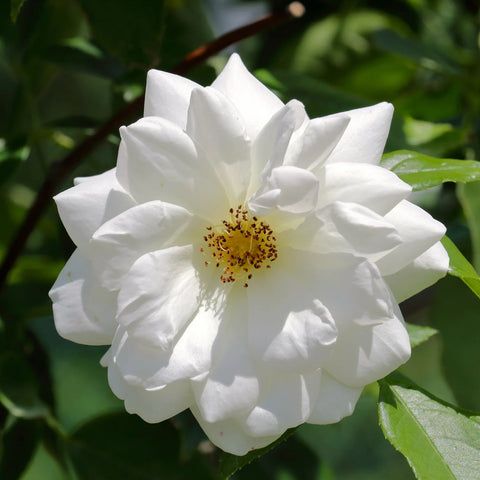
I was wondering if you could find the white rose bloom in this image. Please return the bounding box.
[49,54,449,455]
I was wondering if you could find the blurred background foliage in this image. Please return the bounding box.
[0,0,479,478]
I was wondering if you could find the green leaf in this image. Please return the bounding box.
[77,0,166,65]
[378,376,480,480]
[0,351,49,419]
[0,144,30,187]
[405,323,437,349]
[372,29,460,75]
[10,0,27,22]
[381,150,480,191]
[432,276,480,411]
[457,182,480,272]
[217,428,296,480]
[0,419,38,480]
[67,412,211,480]
[41,37,124,79]
[441,236,480,300]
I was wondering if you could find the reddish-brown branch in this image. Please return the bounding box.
[0,3,304,294]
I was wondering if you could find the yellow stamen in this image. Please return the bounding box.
[202,206,277,285]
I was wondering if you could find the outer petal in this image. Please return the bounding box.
[248,166,319,217]
[244,372,321,437]
[307,370,362,424]
[324,102,394,165]
[316,163,412,215]
[49,250,117,345]
[107,358,192,423]
[54,169,135,253]
[116,245,205,350]
[211,53,284,139]
[283,201,400,261]
[375,200,446,276]
[384,241,449,302]
[117,117,228,221]
[190,405,280,456]
[284,115,350,171]
[323,300,410,388]
[192,289,259,423]
[89,200,197,291]
[186,87,251,205]
[144,69,199,128]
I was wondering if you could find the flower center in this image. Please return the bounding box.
[202,206,278,287]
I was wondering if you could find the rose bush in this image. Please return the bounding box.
[49,54,449,455]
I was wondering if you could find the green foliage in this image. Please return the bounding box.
[0,419,38,480]
[382,150,480,191]
[218,429,296,480]
[379,375,480,480]
[457,182,480,272]
[405,323,437,349]
[67,413,211,480]
[0,350,48,420]
[441,236,480,300]
[1,0,480,479]
[432,276,480,411]
[9,0,27,22]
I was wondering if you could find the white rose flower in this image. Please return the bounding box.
[49,54,449,455]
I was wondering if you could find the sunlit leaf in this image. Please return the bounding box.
[405,323,437,349]
[441,236,480,300]
[382,150,480,191]
[379,375,480,480]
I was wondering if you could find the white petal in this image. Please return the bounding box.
[323,300,411,387]
[316,163,412,215]
[112,296,223,391]
[284,202,400,261]
[324,102,394,165]
[89,200,196,291]
[249,166,319,217]
[307,370,362,424]
[211,53,284,139]
[276,249,396,328]
[376,200,446,276]
[186,87,251,204]
[107,358,192,423]
[247,252,339,373]
[54,169,135,253]
[190,405,280,456]
[144,69,199,128]
[192,289,260,423]
[284,115,350,171]
[117,117,228,221]
[249,100,306,196]
[49,250,117,345]
[116,245,204,349]
[244,373,321,437]
[384,241,449,302]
